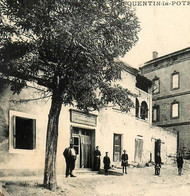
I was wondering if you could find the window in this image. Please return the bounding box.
[113,134,122,162]
[81,129,90,136]
[140,101,148,120]
[152,105,160,122]
[171,72,179,90]
[152,77,160,94]
[9,110,36,153]
[171,102,179,118]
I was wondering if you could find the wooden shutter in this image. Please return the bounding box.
[33,119,36,149]
[13,115,16,149]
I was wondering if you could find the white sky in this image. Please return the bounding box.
[121,2,190,68]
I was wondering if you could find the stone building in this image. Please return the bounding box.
[0,62,177,176]
[140,47,190,157]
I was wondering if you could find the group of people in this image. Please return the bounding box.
[93,146,113,175]
[63,144,184,178]
[94,147,129,175]
[154,152,184,176]
[63,144,129,177]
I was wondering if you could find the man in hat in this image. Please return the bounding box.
[63,142,77,178]
[121,150,128,174]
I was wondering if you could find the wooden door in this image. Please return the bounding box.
[72,127,93,168]
[134,138,143,163]
[80,134,92,168]
[113,134,122,162]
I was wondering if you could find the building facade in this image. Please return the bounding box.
[140,48,190,157]
[0,62,177,176]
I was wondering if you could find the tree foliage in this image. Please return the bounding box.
[0,0,139,110]
[0,0,140,191]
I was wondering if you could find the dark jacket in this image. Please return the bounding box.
[121,154,128,166]
[103,156,110,168]
[94,150,101,157]
[177,156,183,168]
[63,147,76,161]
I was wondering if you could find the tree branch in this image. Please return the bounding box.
[9,94,52,104]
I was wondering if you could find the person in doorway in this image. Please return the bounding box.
[155,152,161,175]
[93,146,101,171]
[63,143,77,178]
[177,153,184,176]
[103,152,110,175]
[121,150,128,174]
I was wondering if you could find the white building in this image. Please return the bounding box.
[0,62,177,176]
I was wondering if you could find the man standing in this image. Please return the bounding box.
[93,146,101,171]
[63,143,77,178]
[103,152,110,175]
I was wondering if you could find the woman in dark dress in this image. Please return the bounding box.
[93,146,101,171]
[121,150,128,174]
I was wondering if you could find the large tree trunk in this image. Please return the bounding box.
[43,93,63,191]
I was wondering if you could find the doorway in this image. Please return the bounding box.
[113,134,122,162]
[155,139,161,161]
[71,127,95,168]
[134,138,143,163]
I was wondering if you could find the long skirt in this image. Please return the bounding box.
[94,156,100,171]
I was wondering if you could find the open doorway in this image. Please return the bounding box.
[155,139,161,161]
[71,127,95,168]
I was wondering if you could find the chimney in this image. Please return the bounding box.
[152,51,158,59]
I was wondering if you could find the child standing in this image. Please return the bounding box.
[103,152,110,175]
[121,150,128,174]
